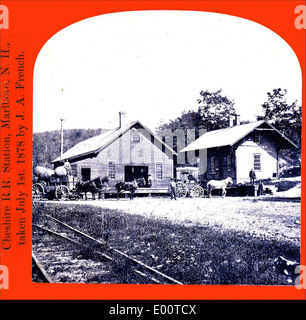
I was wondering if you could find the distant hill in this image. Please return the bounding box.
[33,128,109,169]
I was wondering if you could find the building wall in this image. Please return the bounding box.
[71,127,174,188]
[235,132,278,183]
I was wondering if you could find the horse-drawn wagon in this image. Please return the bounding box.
[32,174,80,201]
[32,165,111,201]
[175,180,206,198]
[32,165,81,201]
[175,176,234,198]
[32,164,147,201]
[174,168,206,198]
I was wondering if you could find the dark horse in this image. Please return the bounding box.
[115,177,146,200]
[75,176,109,200]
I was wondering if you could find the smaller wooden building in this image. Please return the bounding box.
[181,119,298,184]
[52,118,176,188]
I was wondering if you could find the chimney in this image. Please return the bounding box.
[228,115,235,127]
[119,111,126,128]
[235,114,240,126]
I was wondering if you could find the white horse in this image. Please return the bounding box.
[207,177,233,198]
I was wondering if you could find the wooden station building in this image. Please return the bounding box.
[181,117,298,184]
[52,113,177,189]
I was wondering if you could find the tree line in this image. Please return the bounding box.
[33,128,108,169]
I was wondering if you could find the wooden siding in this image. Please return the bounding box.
[69,125,174,188]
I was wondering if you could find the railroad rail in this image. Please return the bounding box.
[32,252,53,283]
[33,214,183,285]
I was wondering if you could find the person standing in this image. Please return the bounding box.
[258,180,264,196]
[147,174,153,188]
[169,178,177,200]
[64,159,72,175]
[249,169,256,185]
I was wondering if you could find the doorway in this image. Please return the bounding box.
[125,166,148,186]
[81,168,91,181]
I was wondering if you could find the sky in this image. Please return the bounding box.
[33,10,302,133]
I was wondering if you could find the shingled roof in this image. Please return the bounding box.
[180,120,298,152]
[52,120,177,163]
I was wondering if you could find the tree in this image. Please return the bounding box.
[261,88,301,169]
[197,89,236,131]
[156,89,236,166]
[156,89,236,134]
[261,88,301,146]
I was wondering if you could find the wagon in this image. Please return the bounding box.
[175,171,207,199]
[32,174,80,201]
[175,181,205,198]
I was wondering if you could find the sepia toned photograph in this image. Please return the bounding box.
[31,10,301,286]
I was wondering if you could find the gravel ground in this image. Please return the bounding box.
[33,194,301,285]
[78,196,301,245]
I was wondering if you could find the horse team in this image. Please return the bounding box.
[75,175,233,200]
[75,176,146,200]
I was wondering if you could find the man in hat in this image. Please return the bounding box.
[169,178,177,200]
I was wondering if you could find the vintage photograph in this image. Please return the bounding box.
[31,11,301,285]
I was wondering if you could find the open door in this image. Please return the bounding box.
[125,166,148,186]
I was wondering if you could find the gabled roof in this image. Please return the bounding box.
[180,120,298,152]
[52,120,177,163]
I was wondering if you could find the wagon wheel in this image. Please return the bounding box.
[190,185,205,198]
[55,185,70,200]
[176,181,188,198]
[32,183,44,201]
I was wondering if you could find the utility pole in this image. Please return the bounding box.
[60,118,65,160]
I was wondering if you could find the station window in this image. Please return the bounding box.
[155,163,163,180]
[71,164,77,177]
[253,154,261,171]
[132,130,140,143]
[108,162,116,179]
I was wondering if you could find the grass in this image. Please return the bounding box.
[32,201,300,285]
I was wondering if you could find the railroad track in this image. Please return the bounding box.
[32,214,183,285]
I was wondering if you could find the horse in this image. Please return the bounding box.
[115,177,146,200]
[75,176,109,200]
[207,177,233,198]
